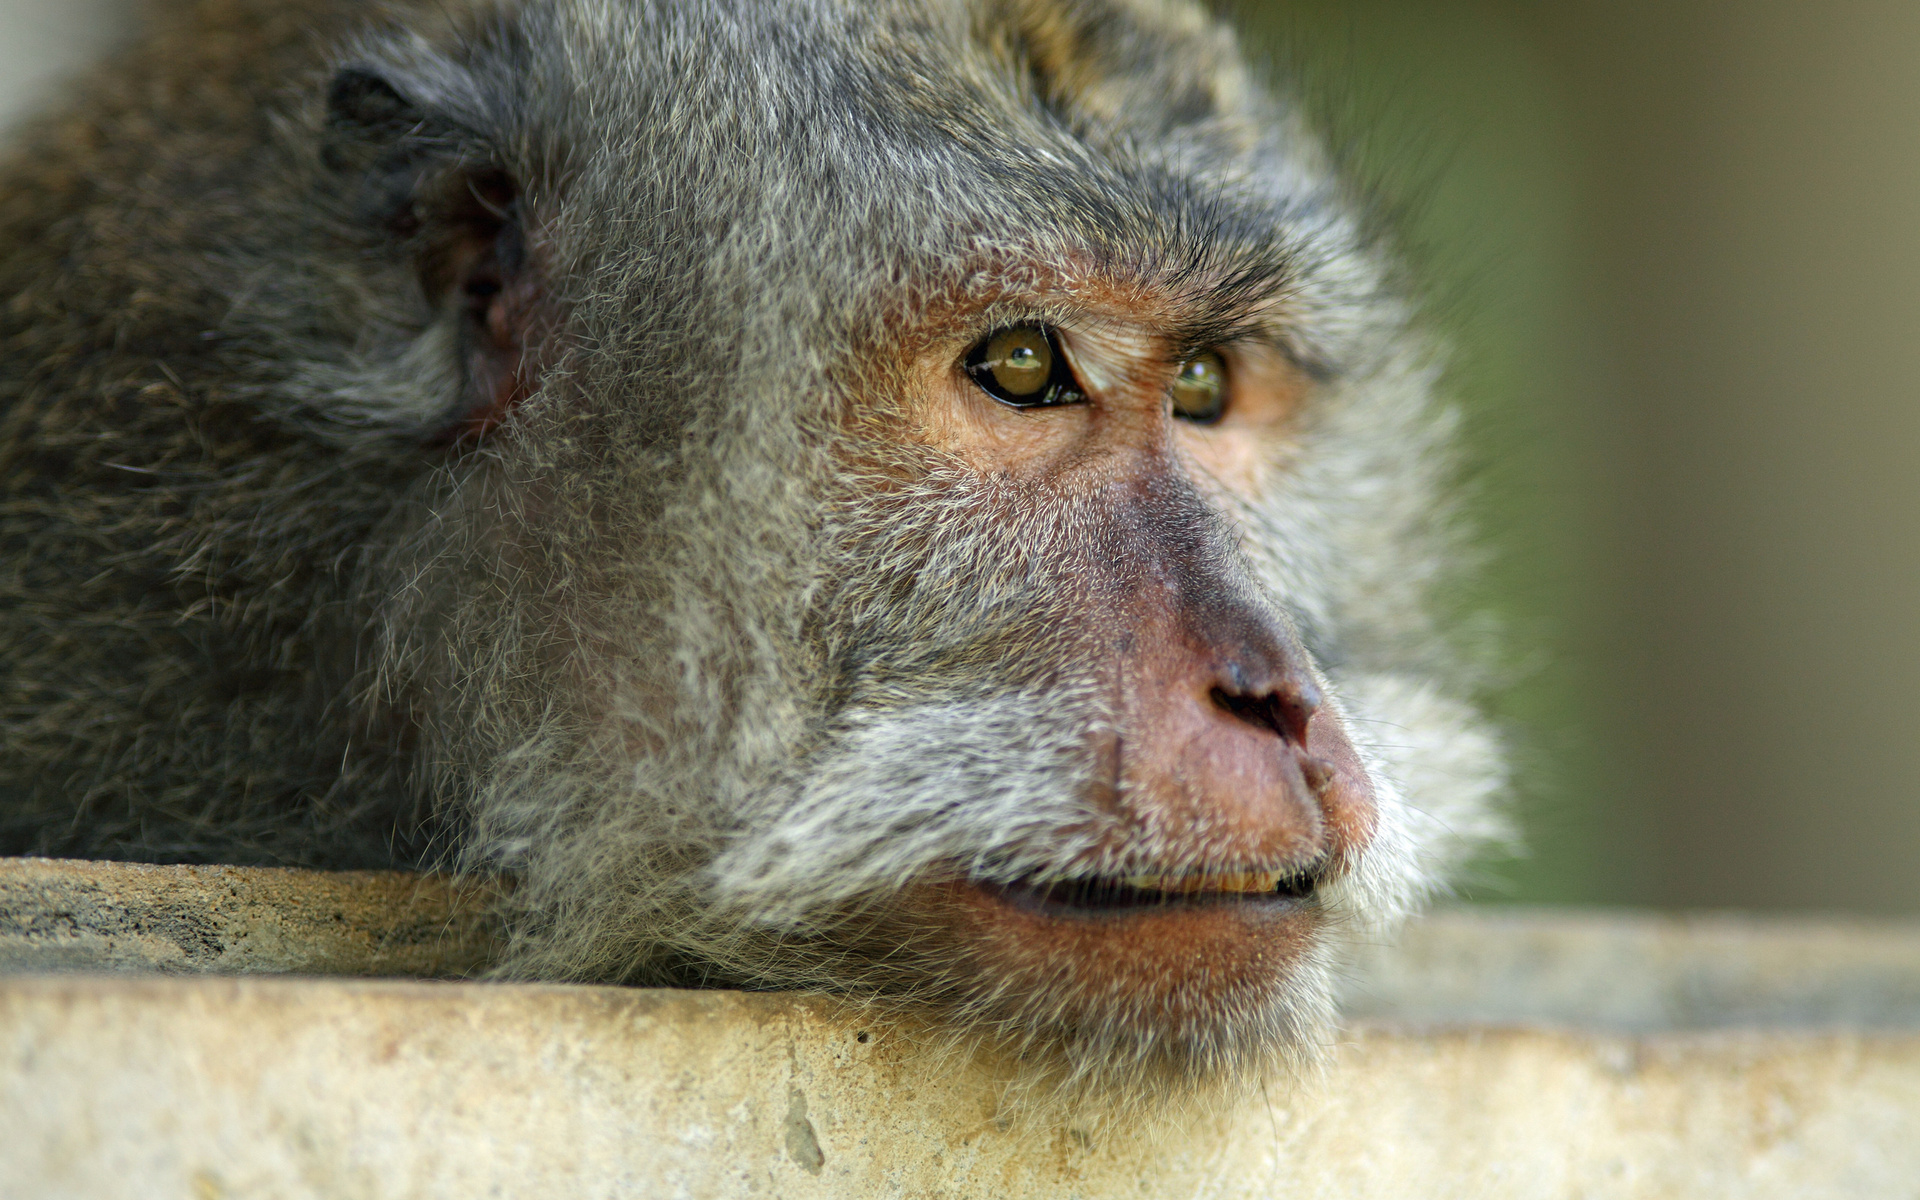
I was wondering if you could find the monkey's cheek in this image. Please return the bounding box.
[911,881,1323,1028]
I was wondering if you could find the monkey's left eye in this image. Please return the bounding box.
[965,325,1086,409]
[1170,351,1228,424]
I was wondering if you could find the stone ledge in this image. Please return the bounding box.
[4,973,1918,1199]
[7,857,1920,1032]
[0,857,500,978]
[6,858,1920,1198]
[1342,905,1920,1030]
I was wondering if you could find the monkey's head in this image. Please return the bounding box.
[3,0,1506,1099]
[329,0,1509,1092]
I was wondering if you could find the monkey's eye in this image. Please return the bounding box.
[965,325,1086,409]
[1170,351,1228,424]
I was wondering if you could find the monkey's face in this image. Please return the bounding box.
[327,0,1504,1093]
[729,296,1381,1076]
[669,230,1449,1085]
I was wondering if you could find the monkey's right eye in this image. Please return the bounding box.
[965,325,1086,409]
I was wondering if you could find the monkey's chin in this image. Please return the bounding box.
[878,877,1336,1092]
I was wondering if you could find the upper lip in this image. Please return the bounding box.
[1114,868,1311,895]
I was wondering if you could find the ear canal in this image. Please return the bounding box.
[319,60,545,444]
[443,175,545,446]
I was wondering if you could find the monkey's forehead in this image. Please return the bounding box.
[428,0,1397,374]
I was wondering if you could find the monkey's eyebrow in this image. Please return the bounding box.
[1144,232,1349,379]
[930,212,1346,377]
[1162,305,1335,382]
[938,288,1332,385]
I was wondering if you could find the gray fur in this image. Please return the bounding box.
[0,0,1508,1099]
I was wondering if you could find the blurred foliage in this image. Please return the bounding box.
[1224,1,1611,904]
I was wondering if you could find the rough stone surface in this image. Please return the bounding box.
[10,857,1920,1035]
[1341,906,1920,1030]
[0,857,502,977]
[5,859,1920,1197]
[4,974,1919,1200]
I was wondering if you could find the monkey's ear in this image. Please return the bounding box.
[323,61,543,443]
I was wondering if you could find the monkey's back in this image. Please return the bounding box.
[0,0,448,867]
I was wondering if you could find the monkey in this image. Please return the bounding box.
[0,0,1508,1100]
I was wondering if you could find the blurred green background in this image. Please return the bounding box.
[1230,0,1920,914]
[4,0,1917,913]
[1229,1,1606,907]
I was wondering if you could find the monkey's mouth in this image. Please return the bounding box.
[985,866,1319,917]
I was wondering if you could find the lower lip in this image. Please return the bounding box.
[895,879,1327,1035]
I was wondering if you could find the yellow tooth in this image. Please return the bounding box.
[1120,871,1286,895]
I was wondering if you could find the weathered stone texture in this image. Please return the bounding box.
[4,974,1918,1200]
[4,857,1920,1198]
[1343,906,1920,1030]
[0,857,501,977]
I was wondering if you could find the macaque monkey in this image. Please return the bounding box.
[0,0,1506,1096]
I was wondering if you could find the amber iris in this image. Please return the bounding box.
[965,324,1085,408]
[984,327,1050,396]
[1171,350,1227,424]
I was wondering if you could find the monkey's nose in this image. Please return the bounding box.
[1209,659,1321,747]
[1102,597,1375,870]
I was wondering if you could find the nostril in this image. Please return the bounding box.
[1209,679,1319,745]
